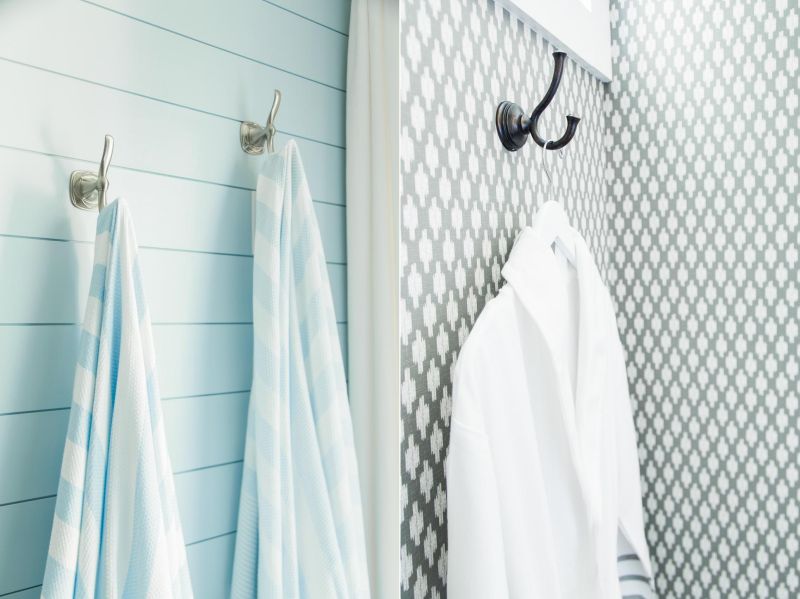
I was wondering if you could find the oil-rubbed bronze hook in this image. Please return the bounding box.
[496,51,581,152]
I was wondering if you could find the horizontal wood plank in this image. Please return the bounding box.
[0,236,347,325]
[90,0,348,90]
[186,533,236,599]
[163,392,249,473]
[0,236,253,324]
[338,323,349,368]
[0,410,69,505]
[0,517,240,598]
[0,325,79,415]
[268,0,351,34]
[0,586,42,599]
[0,146,253,255]
[154,324,254,399]
[0,319,348,416]
[0,0,345,147]
[328,264,348,322]
[0,324,253,414]
[0,147,347,258]
[0,462,242,596]
[0,59,345,205]
[0,497,55,595]
[0,392,250,506]
[174,462,242,544]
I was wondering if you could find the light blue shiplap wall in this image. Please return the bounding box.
[0,0,350,597]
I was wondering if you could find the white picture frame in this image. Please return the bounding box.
[498,0,612,81]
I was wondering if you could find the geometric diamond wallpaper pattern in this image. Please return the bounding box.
[401,1,610,597]
[401,0,799,597]
[605,1,799,597]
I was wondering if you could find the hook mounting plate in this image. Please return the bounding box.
[69,171,104,210]
[496,101,530,151]
[240,121,268,155]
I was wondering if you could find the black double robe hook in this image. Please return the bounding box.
[496,51,581,152]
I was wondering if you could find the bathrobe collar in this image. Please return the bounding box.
[501,219,608,530]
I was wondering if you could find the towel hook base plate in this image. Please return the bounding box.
[69,171,105,211]
[240,121,270,155]
[496,101,531,152]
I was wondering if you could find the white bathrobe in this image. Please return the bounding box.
[446,217,653,598]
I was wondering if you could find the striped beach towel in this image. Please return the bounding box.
[41,199,193,599]
[231,141,370,598]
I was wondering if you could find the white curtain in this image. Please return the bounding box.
[346,1,399,598]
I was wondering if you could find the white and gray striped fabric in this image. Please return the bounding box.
[618,532,655,599]
[231,141,370,598]
[41,199,193,599]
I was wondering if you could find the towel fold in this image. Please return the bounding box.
[231,141,370,598]
[42,198,193,599]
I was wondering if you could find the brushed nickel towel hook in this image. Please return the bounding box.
[496,52,580,152]
[240,89,282,155]
[69,135,114,211]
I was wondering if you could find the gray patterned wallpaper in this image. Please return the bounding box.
[400,1,609,596]
[605,1,800,597]
[401,0,799,597]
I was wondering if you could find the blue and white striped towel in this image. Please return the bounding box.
[231,141,370,598]
[41,199,193,599]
